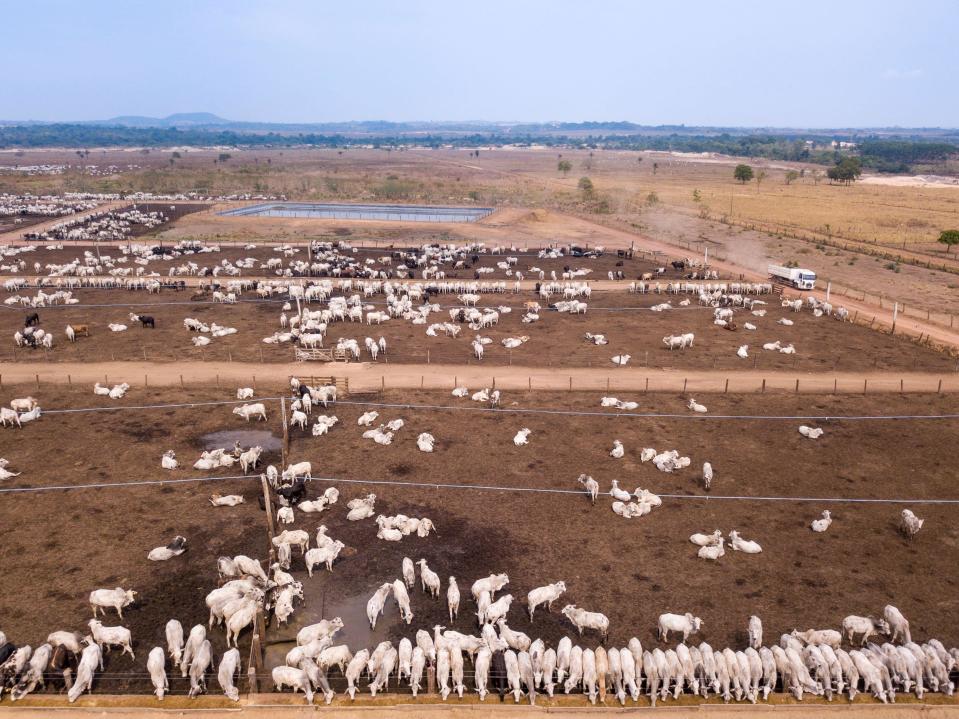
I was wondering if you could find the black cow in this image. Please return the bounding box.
[276,479,307,506]
[490,650,508,701]
[138,315,155,328]
[0,642,16,665]
[672,260,687,270]
[48,644,80,689]
[298,384,311,399]
[24,313,39,327]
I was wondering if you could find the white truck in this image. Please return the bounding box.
[768,264,816,290]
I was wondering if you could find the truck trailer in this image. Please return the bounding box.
[768,264,816,290]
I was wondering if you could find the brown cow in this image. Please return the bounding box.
[72,324,90,337]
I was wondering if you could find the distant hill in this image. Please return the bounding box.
[99,113,231,128]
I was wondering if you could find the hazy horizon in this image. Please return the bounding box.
[3,0,957,127]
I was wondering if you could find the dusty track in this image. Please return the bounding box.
[5,694,959,716]
[2,360,956,393]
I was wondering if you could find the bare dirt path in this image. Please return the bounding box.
[5,694,959,716]
[2,360,957,393]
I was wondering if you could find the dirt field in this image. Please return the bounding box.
[2,284,954,372]
[0,213,51,235]
[2,384,958,697]
[0,385,272,693]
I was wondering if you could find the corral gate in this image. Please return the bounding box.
[293,347,348,362]
[293,375,350,396]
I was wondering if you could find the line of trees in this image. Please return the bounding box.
[0,125,955,175]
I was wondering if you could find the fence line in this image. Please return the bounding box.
[5,471,959,505]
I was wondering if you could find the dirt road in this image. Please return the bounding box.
[5,693,959,717]
[2,360,956,394]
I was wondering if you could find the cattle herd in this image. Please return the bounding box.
[0,372,953,706]
[0,221,956,707]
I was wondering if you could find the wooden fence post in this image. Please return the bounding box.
[795,379,799,394]
[261,475,276,541]
[278,392,291,461]
[180,374,184,388]
[761,379,766,393]
[36,373,40,389]
[938,379,942,394]
[864,379,868,394]
[683,378,687,394]
[724,378,729,393]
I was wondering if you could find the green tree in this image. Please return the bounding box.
[827,157,862,184]
[734,164,754,183]
[171,151,182,159]
[578,176,594,197]
[784,170,800,185]
[652,162,659,175]
[558,159,572,176]
[938,229,959,253]
[218,152,232,162]
[755,170,768,187]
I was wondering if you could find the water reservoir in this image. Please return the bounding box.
[219,202,493,223]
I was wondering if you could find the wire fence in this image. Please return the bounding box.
[5,467,959,506]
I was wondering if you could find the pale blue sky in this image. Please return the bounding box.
[3,0,956,127]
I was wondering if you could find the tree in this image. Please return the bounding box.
[652,162,659,175]
[558,159,572,176]
[755,170,768,187]
[827,157,862,184]
[637,156,644,164]
[577,177,594,197]
[218,152,232,163]
[784,170,800,185]
[938,229,959,253]
[692,189,702,202]
[812,169,823,185]
[171,151,182,159]
[734,164,754,183]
